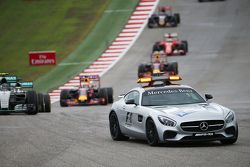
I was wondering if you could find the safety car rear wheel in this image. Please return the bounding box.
[109,112,129,141]
[146,118,159,146]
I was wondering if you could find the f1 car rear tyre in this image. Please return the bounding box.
[26,91,38,115]
[174,13,180,24]
[182,40,188,52]
[109,112,129,141]
[220,125,238,145]
[99,88,108,105]
[138,64,145,77]
[60,90,69,107]
[43,94,51,112]
[146,118,159,146]
[37,93,44,112]
[166,62,178,75]
[106,87,114,103]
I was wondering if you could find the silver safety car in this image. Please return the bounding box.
[109,75,238,146]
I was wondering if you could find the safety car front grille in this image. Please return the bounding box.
[180,120,224,132]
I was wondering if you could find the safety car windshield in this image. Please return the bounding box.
[142,88,206,106]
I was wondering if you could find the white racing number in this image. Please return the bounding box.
[125,112,133,125]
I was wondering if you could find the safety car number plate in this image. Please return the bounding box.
[194,132,214,137]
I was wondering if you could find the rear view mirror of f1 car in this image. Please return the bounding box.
[0,73,51,115]
[60,75,114,107]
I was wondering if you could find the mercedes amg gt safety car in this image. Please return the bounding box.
[138,51,178,78]
[148,6,180,28]
[153,33,188,56]
[60,75,113,107]
[109,75,238,146]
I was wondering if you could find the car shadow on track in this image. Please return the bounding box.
[127,138,231,147]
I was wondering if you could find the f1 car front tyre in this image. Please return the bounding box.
[60,90,69,107]
[43,94,51,112]
[26,91,38,115]
[146,118,159,146]
[109,112,129,141]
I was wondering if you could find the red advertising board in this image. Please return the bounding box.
[29,51,56,65]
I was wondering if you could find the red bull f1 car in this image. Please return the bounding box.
[138,51,178,79]
[148,6,180,28]
[60,75,113,107]
[153,33,188,56]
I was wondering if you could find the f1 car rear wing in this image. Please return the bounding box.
[158,6,172,12]
[164,33,178,39]
[9,82,34,88]
[0,76,18,83]
[79,75,101,88]
[137,72,182,87]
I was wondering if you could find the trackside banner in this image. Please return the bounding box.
[29,51,56,65]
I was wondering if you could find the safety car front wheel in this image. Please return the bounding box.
[146,118,159,146]
[109,112,129,141]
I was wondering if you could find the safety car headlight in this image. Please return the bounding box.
[158,116,176,127]
[225,111,234,124]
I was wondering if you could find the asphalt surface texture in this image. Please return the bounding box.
[1,0,250,166]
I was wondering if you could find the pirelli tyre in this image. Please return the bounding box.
[174,13,180,24]
[106,87,114,103]
[26,91,38,115]
[147,19,154,28]
[182,40,188,53]
[98,88,108,105]
[138,64,146,77]
[109,112,129,141]
[43,94,51,112]
[60,90,69,107]
[37,93,45,112]
[166,62,178,75]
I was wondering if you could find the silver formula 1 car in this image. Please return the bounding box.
[109,76,238,146]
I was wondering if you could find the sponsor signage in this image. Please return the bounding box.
[29,51,56,65]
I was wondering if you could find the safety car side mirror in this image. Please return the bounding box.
[118,94,125,98]
[205,94,213,101]
[125,99,137,105]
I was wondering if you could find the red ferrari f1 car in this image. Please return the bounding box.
[60,75,113,107]
[153,33,188,56]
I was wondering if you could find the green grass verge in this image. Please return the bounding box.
[35,0,138,92]
[0,0,138,92]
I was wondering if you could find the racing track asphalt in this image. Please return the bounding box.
[1,0,250,166]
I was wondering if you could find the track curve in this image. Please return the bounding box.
[1,0,250,166]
